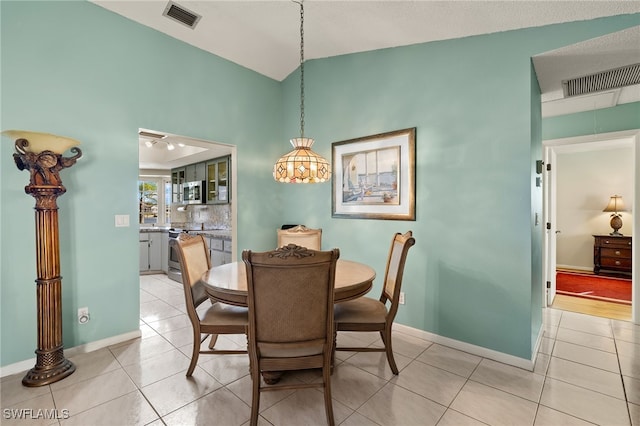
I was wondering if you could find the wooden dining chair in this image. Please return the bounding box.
[242,244,340,426]
[277,225,322,250]
[334,231,415,374]
[174,233,248,377]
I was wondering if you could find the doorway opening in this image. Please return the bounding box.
[543,129,638,323]
[138,128,238,272]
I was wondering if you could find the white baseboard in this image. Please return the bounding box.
[556,264,592,272]
[394,323,535,371]
[0,330,141,379]
[3,325,538,378]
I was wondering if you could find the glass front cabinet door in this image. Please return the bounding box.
[171,167,185,203]
[206,156,230,204]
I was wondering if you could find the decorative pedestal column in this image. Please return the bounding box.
[6,130,82,387]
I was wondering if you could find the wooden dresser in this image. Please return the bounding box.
[593,235,632,276]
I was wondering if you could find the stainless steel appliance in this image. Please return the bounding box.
[167,229,183,283]
[182,180,205,204]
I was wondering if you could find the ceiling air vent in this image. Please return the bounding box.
[163,1,201,29]
[138,130,166,139]
[563,63,640,97]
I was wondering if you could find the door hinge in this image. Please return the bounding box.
[546,222,551,230]
[546,163,551,171]
[546,281,551,289]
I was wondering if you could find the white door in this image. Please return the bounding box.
[544,147,558,306]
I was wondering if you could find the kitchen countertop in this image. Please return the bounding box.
[139,227,231,240]
[139,227,170,233]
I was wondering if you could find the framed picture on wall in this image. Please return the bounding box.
[332,128,416,220]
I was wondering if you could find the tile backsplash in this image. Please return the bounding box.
[171,203,230,230]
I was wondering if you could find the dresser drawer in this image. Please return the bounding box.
[600,248,632,259]
[600,257,632,269]
[595,237,632,249]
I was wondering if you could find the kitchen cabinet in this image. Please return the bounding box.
[208,236,231,267]
[223,239,232,264]
[161,231,169,273]
[185,162,206,182]
[140,232,162,273]
[171,167,185,203]
[206,156,230,204]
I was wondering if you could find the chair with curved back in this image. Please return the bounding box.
[333,231,415,375]
[174,233,248,377]
[277,225,322,250]
[243,244,340,426]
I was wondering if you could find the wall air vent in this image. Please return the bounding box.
[563,63,640,97]
[163,1,201,29]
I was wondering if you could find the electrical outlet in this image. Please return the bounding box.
[78,307,90,324]
[399,292,405,305]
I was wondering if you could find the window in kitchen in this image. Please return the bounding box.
[138,177,171,226]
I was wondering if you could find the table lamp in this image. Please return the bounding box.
[603,195,625,236]
[2,130,82,386]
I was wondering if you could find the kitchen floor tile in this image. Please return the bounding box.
[357,382,446,426]
[196,353,250,385]
[0,372,52,407]
[469,358,545,402]
[540,377,630,425]
[416,343,482,378]
[546,356,625,399]
[51,369,137,416]
[555,326,617,352]
[139,299,183,323]
[630,402,640,426]
[59,390,158,426]
[450,379,538,426]
[259,388,353,426]
[533,405,594,426]
[140,367,222,416]
[343,349,412,380]
[436,409,486,425]
[121,348,190,388]
[625,375,640,406]
[49,348,121,391]
[552,340,620,373]
[391,359,467,406]
[619,353,640,380]
[559,311,614,338]
[0,393,57,426]
[5,274,639,426]
[325,363,387,410]
[108,334,174,366]
[162,387,250,426]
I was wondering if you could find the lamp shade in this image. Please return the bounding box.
[603,195,625,213]
[273,138,331,183]
[2,130,80,154]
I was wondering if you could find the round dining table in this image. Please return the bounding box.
[200,259,376,307]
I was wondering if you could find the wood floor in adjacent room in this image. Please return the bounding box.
[551,293,632,321]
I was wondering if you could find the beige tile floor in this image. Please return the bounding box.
[2,273,640,425]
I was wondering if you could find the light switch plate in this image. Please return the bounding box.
[115,214,130,227]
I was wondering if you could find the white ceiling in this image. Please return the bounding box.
[96,1,639,168]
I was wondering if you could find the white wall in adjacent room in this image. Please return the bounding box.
[556,145,633,270]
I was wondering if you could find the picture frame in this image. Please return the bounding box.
[332,128,416,220]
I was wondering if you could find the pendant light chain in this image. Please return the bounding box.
[298,0,305,139]
[272,0,331,183]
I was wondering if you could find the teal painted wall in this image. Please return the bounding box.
[1,1,283,366]
[1,0,638,367]
[530,63,544,351]
[543,102,640,140]
[279,14,639,359]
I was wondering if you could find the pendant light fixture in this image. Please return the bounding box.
[273,0,331,184]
